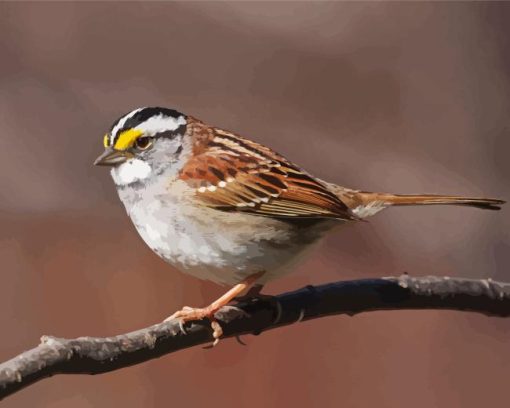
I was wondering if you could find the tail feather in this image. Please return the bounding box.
[373,193,505,211]
[347,192,505,218]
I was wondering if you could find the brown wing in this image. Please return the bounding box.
[179,127,356,220]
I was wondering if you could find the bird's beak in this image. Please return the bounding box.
[94,148,134,166]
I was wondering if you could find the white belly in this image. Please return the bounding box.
[117,180,335,286]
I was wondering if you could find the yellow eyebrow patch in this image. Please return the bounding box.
[114,129,143,150]
[103,134,110,147]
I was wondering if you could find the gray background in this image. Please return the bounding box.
[0,2,509,407]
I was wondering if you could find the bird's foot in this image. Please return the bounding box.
[164,272,266,347]
[165,306,223,346]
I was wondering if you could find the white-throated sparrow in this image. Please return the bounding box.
[95,107,504,342]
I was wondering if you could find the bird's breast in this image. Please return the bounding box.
[116,180,336,285]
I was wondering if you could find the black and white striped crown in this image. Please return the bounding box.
[106,107,186,148]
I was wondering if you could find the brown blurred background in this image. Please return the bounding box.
[0,2,509,407]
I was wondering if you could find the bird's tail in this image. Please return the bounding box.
[342,191,505,218]
[368,193,504,210]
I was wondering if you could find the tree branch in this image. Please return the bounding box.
[1,274,510,400]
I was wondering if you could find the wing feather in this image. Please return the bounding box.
[179,128,356,220]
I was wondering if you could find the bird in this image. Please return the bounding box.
[94,106,505,343]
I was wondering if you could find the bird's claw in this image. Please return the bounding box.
[210,320,223,346]
[164,306,223,345]
[164,306,191,334]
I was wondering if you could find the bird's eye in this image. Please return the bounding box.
[135,137,153,150]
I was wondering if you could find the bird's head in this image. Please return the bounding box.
[94,107,190,186]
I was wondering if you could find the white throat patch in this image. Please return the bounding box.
[111,159,152,185]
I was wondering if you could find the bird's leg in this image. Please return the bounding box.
[165,271,264,344]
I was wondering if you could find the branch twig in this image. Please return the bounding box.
[1,274,509,400]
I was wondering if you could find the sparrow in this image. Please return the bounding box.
[94,106,504,343]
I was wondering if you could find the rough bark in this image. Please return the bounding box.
[1,274,509,401]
